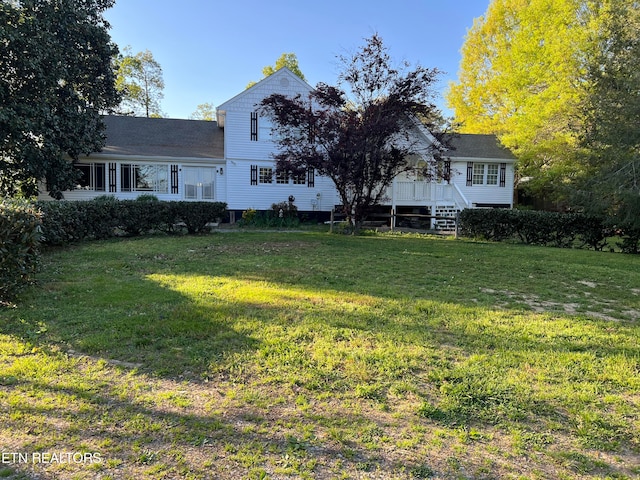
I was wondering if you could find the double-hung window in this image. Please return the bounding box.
[467,162,507,187]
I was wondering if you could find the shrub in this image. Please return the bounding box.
[271,200,298,219]
[37,198,120,244]
[172,201,227,234]
[614,195,640,254]
[83,196,120,240]
[241,208,257,225]
[459,208,613,251]
[118,197,171,236]
[458,208,516,242]
[240,201,300,228]
[0,199,42,303]
[575,214,610,251]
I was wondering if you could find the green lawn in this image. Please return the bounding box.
[1,231,639,479]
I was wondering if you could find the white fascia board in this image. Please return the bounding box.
[450,156,517,164]
[90,153,224,164]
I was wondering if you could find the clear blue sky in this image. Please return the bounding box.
[104,0,490,119]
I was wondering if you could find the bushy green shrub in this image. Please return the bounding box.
[172,201,227,234]
[118,197,173,236]
[459,208,613,251]
[83,196,120,240]
[37,200,84,245]
[458,209,516,242]
[613,195,640,254]
[240,201,300,228]
[0,199,41,303]
[37,199,227,245]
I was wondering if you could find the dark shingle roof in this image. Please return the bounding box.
[99,116,224,159]
[444,134,515,160]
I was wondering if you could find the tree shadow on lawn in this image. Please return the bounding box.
[1,356,436,480]
[3,271,260,380]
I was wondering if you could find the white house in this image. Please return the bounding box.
[40,67,515,226]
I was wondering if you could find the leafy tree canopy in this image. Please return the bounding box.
[0,0,120,198]
[574,0,640,225]
[247,53,306,89]
[114,47,165,118]
[260,34,448,232]
[189,102,216,121]
[446,0,599,198]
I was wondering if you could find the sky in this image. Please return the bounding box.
[104,0,491,120]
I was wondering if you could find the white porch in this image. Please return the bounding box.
[387,180,470,210]
[384,180,471,232]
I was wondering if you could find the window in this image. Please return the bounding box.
[292,171,306,185]
[467,162,507,187]
[276,170,288,184]
[472,163,485,185]
[74,163,106,191]
[486,164,499,185]
[259,167,273,184]
[415,160,427,181]
[121,164,169,193]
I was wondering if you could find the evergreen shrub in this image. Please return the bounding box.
[0,199,41,302]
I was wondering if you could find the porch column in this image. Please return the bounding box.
[391,177,397,229]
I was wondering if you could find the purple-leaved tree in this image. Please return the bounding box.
[260,34,452,232]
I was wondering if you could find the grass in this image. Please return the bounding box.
[0,231,639,479]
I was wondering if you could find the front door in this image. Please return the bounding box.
[183,167,215,200]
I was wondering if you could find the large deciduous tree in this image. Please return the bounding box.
[114,47,165,118]
[260,34,448,232]
[247,53,306,89]
[189,102,216,121]
[0,0,120,198]
[446,0,597,199]
[576,0,640,229]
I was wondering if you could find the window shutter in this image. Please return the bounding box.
[466,162,473,186]
[499,163,507,187]
[444,160,451,183]
[108,162,117,192]
[250,165,258,185]
[171,165,179,194]
[250,112,258,141]
[307,167,315,188]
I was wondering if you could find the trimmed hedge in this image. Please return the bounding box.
[0,199,42,302]
[37,198,227,246]
[459,208,612,251]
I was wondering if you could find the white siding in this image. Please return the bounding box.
[224,159,338,211]
[219,68,340,212]
[450,159,515,207]
[219,69,313,161]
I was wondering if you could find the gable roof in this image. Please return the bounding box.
[98,116,224,159]
[216,67,313,126]
[444,134,515,161]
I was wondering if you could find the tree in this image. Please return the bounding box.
[115,47,164,118]
[247,53,306,89]
[576,1,640,219]
[189,103,216,121]
[260,34,448,232]
[446,0,597,200]
[0,0,120,198]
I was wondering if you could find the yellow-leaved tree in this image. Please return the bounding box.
[447,0,604,200]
